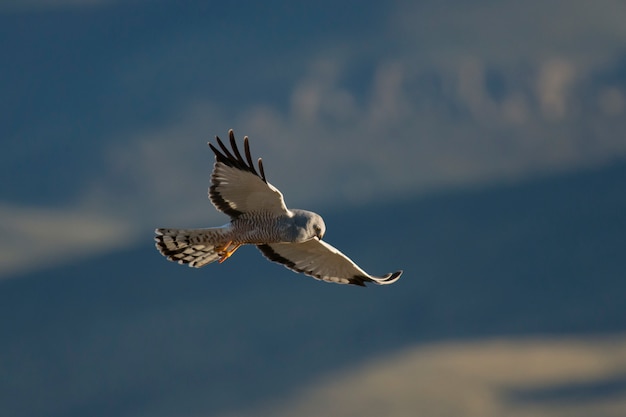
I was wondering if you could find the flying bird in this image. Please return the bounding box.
[154,130,402,286]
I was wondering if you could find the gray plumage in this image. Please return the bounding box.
[154,130,402,286]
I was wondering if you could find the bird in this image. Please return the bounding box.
[154,129,402,286]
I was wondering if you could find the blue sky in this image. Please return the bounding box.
[2,0,626,277]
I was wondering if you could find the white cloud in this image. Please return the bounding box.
[536,59,577,120]
[0,203,135,278]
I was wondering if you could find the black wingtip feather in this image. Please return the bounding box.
[229,130,246,165]
[216,134,237,162]
[209,130,267,183]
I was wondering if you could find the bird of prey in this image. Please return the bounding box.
[154,130,402,286]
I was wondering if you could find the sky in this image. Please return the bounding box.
[2,2,626,416]
[2,0,626,277]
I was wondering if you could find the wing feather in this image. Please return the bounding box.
[257,238,402,286]
[208,130,289,219]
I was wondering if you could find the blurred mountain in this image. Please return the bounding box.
[239,335,626,417]
[1,160,625,417]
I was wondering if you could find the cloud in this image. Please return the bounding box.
[536,59,577,120]
[223,334,626,417]
[0,203,135,278]
[80,101,228,225]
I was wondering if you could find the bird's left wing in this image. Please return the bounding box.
[208,130,290,219]
[257,238,402,286]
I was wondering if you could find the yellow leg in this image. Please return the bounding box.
[217,243,242,263]
[215,241,232,254]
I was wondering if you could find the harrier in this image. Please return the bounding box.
[154,130,402,286]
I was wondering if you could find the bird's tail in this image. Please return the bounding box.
[154,227,234,268]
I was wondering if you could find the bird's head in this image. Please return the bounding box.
[291,209,326,242]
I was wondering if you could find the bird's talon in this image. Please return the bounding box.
[217,243,241,263]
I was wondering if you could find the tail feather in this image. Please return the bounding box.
[154,227,231,268]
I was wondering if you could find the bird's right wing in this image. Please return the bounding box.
[257,238,402,286]
[209,130,290,219]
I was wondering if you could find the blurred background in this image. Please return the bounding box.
[2,1,626,416]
